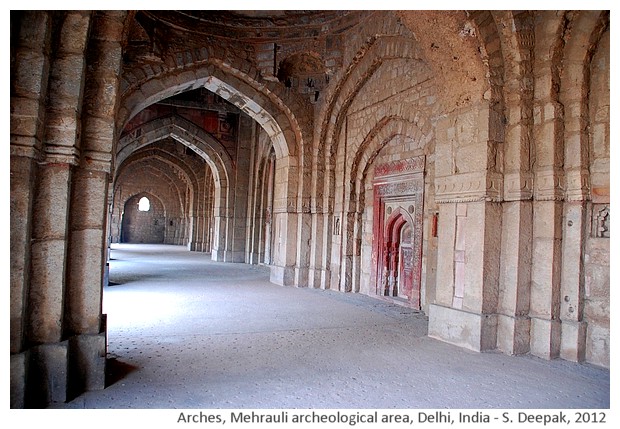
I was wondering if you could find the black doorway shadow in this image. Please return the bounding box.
[106,357,139,387]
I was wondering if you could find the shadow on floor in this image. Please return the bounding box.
[106,357,139,388]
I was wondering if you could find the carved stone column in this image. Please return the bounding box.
[26,11,91,407]
[64,11,126,396]
[530,13,566,358]
[10,11,52,408]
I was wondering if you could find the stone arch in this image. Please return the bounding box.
[117,62,309,278]
[115,130,223,253]
[118,51,315,207]
[560,10,609,201]
[317,35,424,168]
[309,35,428,291]
[350,117,430,211]
[116,114,232,242]
[339,116,429,294]
[116,115,232,189]
[116,150,196,220]
[112,151,198,246]
[378,206,418,302]
[119,63,301,161]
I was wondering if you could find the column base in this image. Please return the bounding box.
[211,249,228,262]
[270,265,296,286]
[560,319,587,362]
[294,266,309,287]
[26,341,69,407]
[496,314,531,355]
[10,351,28,409]
[308,267,331,289]
[428,304,498,352]
[68,333,107,398]
[530,316,562,359]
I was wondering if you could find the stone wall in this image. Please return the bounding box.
[120,194,166,244]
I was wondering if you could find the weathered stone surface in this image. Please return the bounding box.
[10,352,27,409]
[9,10,610,409]
[68,334,106,394]
[27,342,68,407]
[428,304,498,352]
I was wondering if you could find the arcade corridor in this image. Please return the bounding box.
[52,244,609,409]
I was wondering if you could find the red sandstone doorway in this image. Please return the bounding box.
[370,157,425,309]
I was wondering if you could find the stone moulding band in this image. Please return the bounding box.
[374,156,426,179]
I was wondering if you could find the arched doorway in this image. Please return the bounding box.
[371,157,425,309]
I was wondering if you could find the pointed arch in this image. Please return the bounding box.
[116,115,233,191]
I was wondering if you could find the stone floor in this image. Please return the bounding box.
[51,244,609,410]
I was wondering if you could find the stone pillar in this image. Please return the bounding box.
[308,142,331,289]
[231,115,252,262]
[429,201,501,352]
[339,211,358,292]
[434,203,456,306]
[25,11,91,407]
[559,202,588,361]
[65,9,125,340]
[245,122,260,264]
[497,29,535,354]
[10,11,51,355]
[528,12,566,361]
[269,156,299,285]
[531,100,564,360]
[211,210,228,261]
[10,12,52,407]
[294,211,312,287]
[192,172,208,252]
[26,164,74,348]
[530,199,563,359]
[428,103,503,352]
[308,211,328,288]
[270,211,298,286]
[497,200,532,355]
[557,19,596,361]
[293,142,313,287]
[261,152,275,265]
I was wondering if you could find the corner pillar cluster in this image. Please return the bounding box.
[428,102,504,352]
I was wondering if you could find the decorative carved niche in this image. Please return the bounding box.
[334,215,341,235]
[592,204,610,238]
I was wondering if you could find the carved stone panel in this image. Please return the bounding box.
[592,204,610,238]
